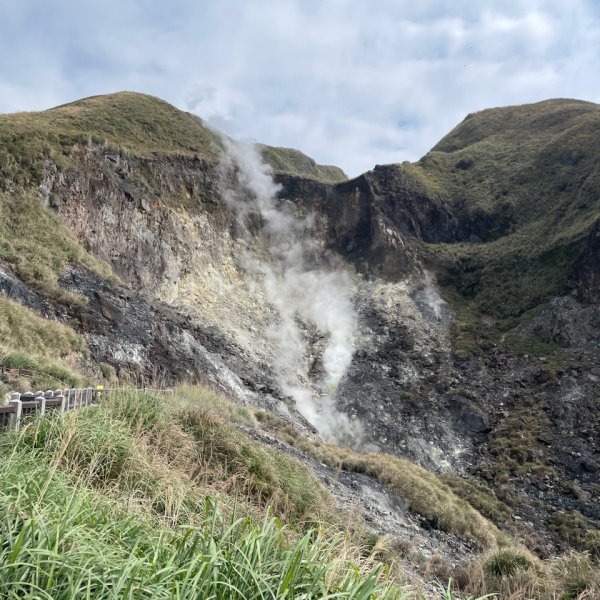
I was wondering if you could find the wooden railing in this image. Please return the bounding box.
[0,387,173,432]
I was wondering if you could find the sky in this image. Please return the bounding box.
[1,0,599,177]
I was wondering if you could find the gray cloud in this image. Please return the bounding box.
[1,0,599,175]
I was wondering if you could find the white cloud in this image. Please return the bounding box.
[0,0,599,176]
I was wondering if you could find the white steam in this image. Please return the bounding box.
[220,139,362,444]
[420,271,447,322]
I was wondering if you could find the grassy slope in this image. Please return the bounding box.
[258,412,511,550]
[0,297,88,390]
[259,144,347,183]
[0,190,114,300]
[418,99,600,319]
[1,386,596,599]
[0,387,405,599]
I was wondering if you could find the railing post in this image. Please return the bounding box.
[94,385,104,403]
[35,391,46,415]
[9,392,21,431]
[55,389,66,413]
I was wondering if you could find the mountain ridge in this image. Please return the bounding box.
[0,91,347,184]
[0,91,599,596]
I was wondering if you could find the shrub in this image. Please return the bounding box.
[485,550,534,577]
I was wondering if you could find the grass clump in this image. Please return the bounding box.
[551,551,600,599]
[174,383,257,427]
[485,405,556,484]
[439,473,512,527]
[455,548,600,600]
[0,453,400,599]
[484,550,535,577]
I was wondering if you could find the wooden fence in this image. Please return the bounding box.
[0,387,173,432]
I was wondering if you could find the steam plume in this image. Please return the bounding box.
[220,139,362,444]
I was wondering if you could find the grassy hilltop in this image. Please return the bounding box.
[415,99,600,319]
[0,91,346,188]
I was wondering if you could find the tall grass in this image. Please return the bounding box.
[0,390,411,599]
[0,458,404,597]
[5,387,593,598]
[0,455,401,599]
[455,548,600,600]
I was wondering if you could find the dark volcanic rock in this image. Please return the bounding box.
[571,219,600,303]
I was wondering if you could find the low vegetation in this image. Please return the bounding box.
[0,349,85,390]
[455,548,600,600]
[0,92,346,194]
[0,297,89,390]
[550,511,600,557]
[395,100,600,355]
[439,473,512,527]
[0,92,223,189]
[0,190,114,299]
[0,296,86,358]
[258,412,511,550]
[0,385,597,598]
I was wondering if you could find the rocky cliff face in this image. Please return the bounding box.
[572,219,600,304]
[35,144,475,470]
[1,93,599,560]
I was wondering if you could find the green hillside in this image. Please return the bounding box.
[406,99,600,323]
[0,93,221,188]
[260,144,347,183]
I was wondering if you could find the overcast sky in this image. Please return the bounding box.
[1,1,599,176]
